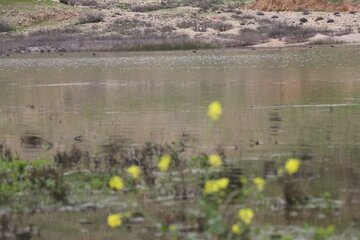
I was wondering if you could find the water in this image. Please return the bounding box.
[1,46,360,236]
[1,47,360,156]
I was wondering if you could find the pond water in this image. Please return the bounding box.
[1,46,360,238]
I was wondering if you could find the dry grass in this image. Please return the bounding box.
[309,38,346,45]
[266,22,317,43]
[204,19,234,32]
[177,19,198,29]
[238,28,267,46]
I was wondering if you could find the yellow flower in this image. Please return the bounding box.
[207,101,222,121]
[253,177,266,191]
[108,176,124,191]
[238,208,254,225]
[231,224,242,235]
[217,177,229,190]
[107,214,122,228]
[285,158,300,175]
[158,154,172,172]
[127,165,141,179]
[169,224,177,232]
[204,180,220,194]
[208,154,222,167]
[204,178,229,194]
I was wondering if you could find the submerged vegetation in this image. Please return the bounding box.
[0,101,356,239]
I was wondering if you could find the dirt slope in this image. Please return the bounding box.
[250,0,360,11]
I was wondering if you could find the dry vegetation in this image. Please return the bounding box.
[0,0,359,53]
[0,18,12,32]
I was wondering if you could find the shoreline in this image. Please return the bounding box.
[1,35,360,56]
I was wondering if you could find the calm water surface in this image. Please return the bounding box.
[1,47,360,234]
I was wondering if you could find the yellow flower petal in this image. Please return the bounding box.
[238,208,254,225]
[285,158,300,175]
[231,224,242,235]
[169,224,177,232]
[108,176,124,191]
[208,154,222,168]
[107,214,122,228]
[204,180,220,194]
[126,165,141,179]
[217,177,229,190]
[253,177,266,191]
[207,101,222,121]
[203,178,229,194]
[158,154,172,172]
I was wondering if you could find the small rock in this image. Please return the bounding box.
[80,203,97,211]
[59,206,76,212]
[79,219,93,225]
[130,217,145,223]
[315,16,324,21]
[300,17,308,23]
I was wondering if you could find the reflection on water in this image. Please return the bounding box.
[1,46,360,227]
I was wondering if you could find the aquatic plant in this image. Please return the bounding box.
[285,158,301,175]
[208,101,222,121]
[253,177,266,192]
[0,99,348,239]
[204,177,229,194]
[126,165,141,180]
[107,214,123,228]
[238,208,254,224]
[157,154,172,172]
[208,154,223,168]
[108,176,124,191]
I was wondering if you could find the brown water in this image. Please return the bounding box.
[1,47,360,158]
[1,47,360,236]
